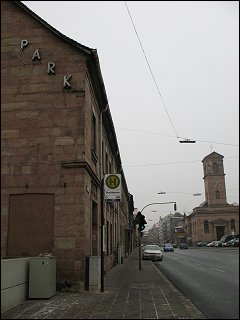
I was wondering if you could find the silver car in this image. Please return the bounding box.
[142,244,163,261]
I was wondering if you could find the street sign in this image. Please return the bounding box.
[104,174,122,202]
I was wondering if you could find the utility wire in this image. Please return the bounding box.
[123,156,239,168]
[124,1,180,138]
[116,126,239,147]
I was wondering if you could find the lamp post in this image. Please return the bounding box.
[138,201,177,270]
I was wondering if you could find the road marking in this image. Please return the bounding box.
[209,267,225,273]
[193,263,203,267]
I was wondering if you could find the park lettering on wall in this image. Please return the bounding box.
[21,39,72,89]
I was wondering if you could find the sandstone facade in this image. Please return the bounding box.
[1,1,134,291]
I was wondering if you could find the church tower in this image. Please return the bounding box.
[202,152,227,207]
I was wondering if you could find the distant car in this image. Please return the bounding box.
[219,234,239,247]
[142,244,163,261]
[222,240,232,247]
[172,243,178,248]
[207,241,221,247]
[225,238,239,247]
[196,241,207,247]
[179,243,188,249]
[163,243,174,252]
[207,241,215,247]
[232,238,239,247]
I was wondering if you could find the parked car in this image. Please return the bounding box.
[142,244,163,261]
[179,243,188,249]
[172,243,178,248]
[207,240,221,247]
[222,240,233,247]
[219,234,239,247]
[207,241,215,247]
[225,238,239,247]
[232,238,239,247]
[163,243,174,252]
[196,241,207,247]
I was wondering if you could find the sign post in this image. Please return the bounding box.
[101,174,122,292]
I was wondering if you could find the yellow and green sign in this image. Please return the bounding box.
[104,174,122,202]
[105,175,120,189]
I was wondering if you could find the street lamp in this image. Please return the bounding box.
[138,201,177,270]
[179,138,196,143]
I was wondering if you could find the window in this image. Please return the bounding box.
[105,152,108,173]
[91,113,96,152]
[109,161,112,174]
[204,220,209,233]
[102,142,104,174]
[216,190,220,199]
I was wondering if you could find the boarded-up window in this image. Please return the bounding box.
[7,193,54,257]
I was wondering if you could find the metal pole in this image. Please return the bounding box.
[138,202,177,271]
[100,178,104,292]
[137,212,142,270]
[138,232,142,270]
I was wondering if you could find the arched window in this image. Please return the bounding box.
[216,190,220,199]
[231,219,235,231]
[204,220,209,233]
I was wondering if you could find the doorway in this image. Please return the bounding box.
[216,226,225,240]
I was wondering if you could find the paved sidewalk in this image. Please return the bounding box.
[2,248,206,319]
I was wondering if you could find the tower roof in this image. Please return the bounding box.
[202,151,224,163]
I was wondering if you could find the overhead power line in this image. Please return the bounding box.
[124,1,180,139]
[116,126,239,147]
[123,156,239,168]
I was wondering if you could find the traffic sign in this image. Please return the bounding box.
[104,174,122,202]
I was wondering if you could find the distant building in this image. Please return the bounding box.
[147,223,160,244]
[182,152,239,245]
[159,212,183,245]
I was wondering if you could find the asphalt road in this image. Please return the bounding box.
[156,247,239,319]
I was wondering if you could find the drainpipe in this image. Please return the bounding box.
[100,104,108,292]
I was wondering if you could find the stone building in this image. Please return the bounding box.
[147,223,160,245]
[158,212,183,245]
[182,152,239,245]
[1,1,134,291]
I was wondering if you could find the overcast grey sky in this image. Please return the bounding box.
[22,1,239,228]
